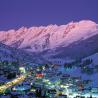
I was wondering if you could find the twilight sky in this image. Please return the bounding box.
[0,0,98,30]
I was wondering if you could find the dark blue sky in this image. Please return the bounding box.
[0,0,98,30]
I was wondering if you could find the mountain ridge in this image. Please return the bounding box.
[0,20,98,64]
[0,20,97,52]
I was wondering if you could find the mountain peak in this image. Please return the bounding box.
[78,20,96,27]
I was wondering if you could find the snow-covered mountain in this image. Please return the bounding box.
[0,20,97,51]
[0,20,98,64]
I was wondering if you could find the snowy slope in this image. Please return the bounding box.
[0,43,36,64]
[83,53,98,65]
[0,20,98,52]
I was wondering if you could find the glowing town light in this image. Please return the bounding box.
[12,87,16,91]
[48,82,51,85]
[36,73,44,78]
[43,79,49,82]
[19,67,26,74]
[60,85,67,88]
[0,75,26,93]
[30,89,36,92]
